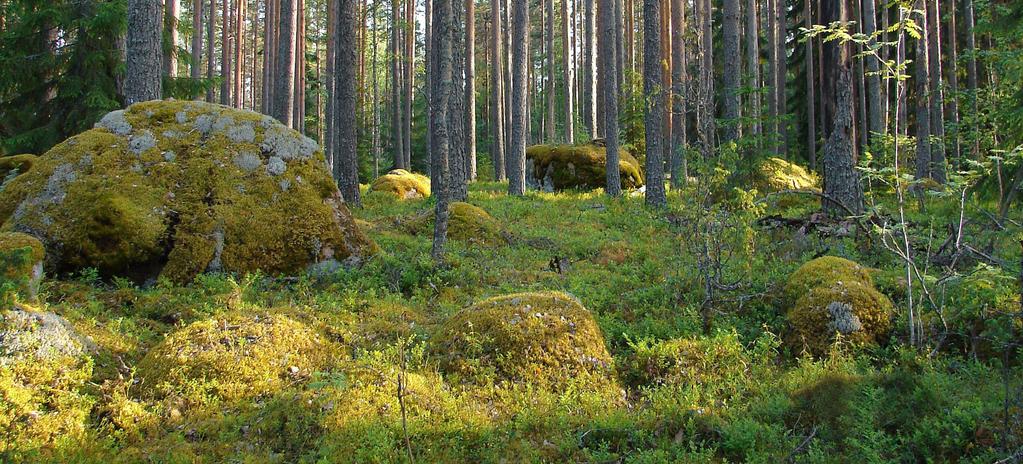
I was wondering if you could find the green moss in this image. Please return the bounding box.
[786,280,894,355]
[525,143,645,191]
[783,256,874,307]
[405,202,509,246]
[621,332,752,388]
[790,371,861,431]
[751,158,820,193]
[431,291,615,388]
[369,169,431,199]
[0,154,36,186]
[136,312,342,404]
[0,232,45,301]
[0,100,376,283]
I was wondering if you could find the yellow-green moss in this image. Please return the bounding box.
[0,154,36,185]
[405,202,509,246]
[369,169,431,199]
[0,232,45,300]
[0,100,375,283]
[136,312,341,403]
[751,158,820,192]
[431,291,614,388]
[525,143,645,191]
[787,280,894,355]
[621,332,752,388]
[783,256,874,306]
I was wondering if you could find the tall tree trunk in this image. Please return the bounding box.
[697,0,714,159]
[191,0,203,83]
[963,0,978,158]
[295,0,306,129]
[466,0,478,180]
[774,0,786,155]
[626,0,635,77]
[615,0,625,98]
[404,0,414,168]
[804,0,816,168]
[722,0,741,142]
[926,0,946,183]
[643,0,666,206]
[221,0,232,105]
[391,0,406,169]
[126,0,163,104]
[670,0,687,187]
[508,0,529,195]
[450,0,468,200]
[164,0,179,77]
[337,0,362,206]
[491,0,507,180]
[765,0,777,149]
[562,0,575,143]
[206,0,216,102]
[545,0,555,141]
[264,0,278,113]
[274,0,297,126]
[372,0,382,177]
[432,0,454,260]
[234,0,245,108]
[583,0,597,138]
[821,0,863,216]
[746,0,761,145]
[862,0,882,146]
[945,2,960,164]
[601,0,622,196]
[325,0,337,167]
[914,0,931,182]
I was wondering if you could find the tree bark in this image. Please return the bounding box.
[491,0,507,180]
[914,0,931,182]
[945,2,960,164]
[765,0,777,149]
[206,0,216,102]
[235,0,245,109]
[545,0,555,142]
[126,0,163,105]
[774,0,786,155]
[274,0,297,126]
[466,0,478,180]
[601,0,622,196]
[562,0,575,143]
[925,0,946,183]
[221,0,232,106]
[583,0,597,138]
[450,0,468,200]
[508,0,529,195]
[643,0,666,206]
[746,0,761,145]
[391,0,406,169]
[697,0,714,159]
[432,0,454,260]
[821,0,863,216]
[670,0,687,187]
[164,0,179,78]
[404,0,414,167]
[963,0,978,158]
[804,0,816,167]
[722,0,741,142]
[336,0,361,206]
[191,0,202,83]
[862,0,883,146]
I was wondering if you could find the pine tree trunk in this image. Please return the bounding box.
[722,0,740,142]
[465,0,477,180]
[963,0,978,158]
[746,0,761,144]
[697,0,714,159]
[491,0,507,180]
[234,0,244,109]
[545,0,555,142]
[670,0,687,187]
[821,0,863,216]
[164,0,179,77]
[295,0,306,129]
[862,0,882,146]
[925,0,946,183]
[583,0,597,138]
[206,0,216,102]
[450,1,468,200]
[945,2,960,164]
[325,0,337,167]
[804,0,816,168]
[336,0,362,206]
[126,0,163,105]
[221,0,232,105]
[914,0,931,182]
[372,0,382,176]
[626,0,635,77]
[432,0,454,260]
[765,0,777,148]
[508,0,529,195]
[404,0,414,167]
[562,0,575,143]
[601,0,622,196]
[191,0,203,82]
[774,0,786,155]
[615,0,625,98]
[274,0,297,126]
[391,0,406,169]
[643,0,666,206]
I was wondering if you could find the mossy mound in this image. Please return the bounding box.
[525,143,645,192]
[0,100,375,283]
[136,312,340,403]
[751,158,820,192]
[787,281,894,355]
[406,202,509,246]
[783,256,874,307]
[0,231,45,300]
[0,154,36,183]
[369,169,431,199]
[621,333,752,388]
[431,291,614,388]
[1,304,93,364]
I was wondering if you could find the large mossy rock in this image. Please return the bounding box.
[0,232,45,300]
[525,143,644,192]
[782,256,874,307]
[431,292,614,388]
[743,158,821,207]
[137,312,340,403]
[0,100,375,283]
[369,169,431,199]
[787,280,894,355]
[405,202,509,246]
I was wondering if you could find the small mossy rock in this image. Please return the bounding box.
[783,256,874,307]
[406,202,509,246]
[743,158,820,207]
[369,169,431,199]
[621,332,752,388]
[137,312,340,403]
[0,100,375,283]
[432,291,614,388]
[787,281,894,355]
[0,154,36,184]
[0,232,45,300]
[525,143,644,192]
[0,306,94,458]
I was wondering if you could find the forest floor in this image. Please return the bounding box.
[5,180,1022,463]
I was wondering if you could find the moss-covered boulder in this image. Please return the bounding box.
[405,202,509,246]
[0,154,36,183]
[783,256,874,307]
[1,304,93,364]
[431,292,614,388]
[137,312,340,403]
[0,100,375,283]
[0,232,45,300]
[525,143,644,192]
[369,169,431,199]
[787,280,894,355]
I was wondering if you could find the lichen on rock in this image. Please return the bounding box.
[369,169,431,200]
[525,143,645,192]
[787,280,894,355]
[431,291,614,388]
[0,100,375,283]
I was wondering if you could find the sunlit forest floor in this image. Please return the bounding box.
[5,179,1022,463]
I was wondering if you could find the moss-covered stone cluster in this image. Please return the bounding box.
[431,291,614,388]
[0,100,375,283]
[784,256,894,355]
[369,169,431,200]
[525,143,645,192]
[405,202,509,246]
